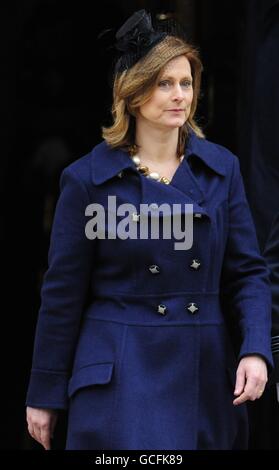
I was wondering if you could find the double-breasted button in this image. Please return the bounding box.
[194,213,202,219]
[190,259,201,270]
[132,212,140,222]
[157,304,167,315]
[186,302,199,314]
[149,265,160,274]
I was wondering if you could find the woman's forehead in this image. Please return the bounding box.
[161,56,192,75]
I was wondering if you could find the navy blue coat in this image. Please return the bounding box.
[26,131,273,450]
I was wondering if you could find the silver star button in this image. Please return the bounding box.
[190,259,201,270]
[187,303,199,314]
[149,265,160,274]
[157,304,167,315]
[132,212,140,222]
[117,171,124,178]
[194,213,202,219]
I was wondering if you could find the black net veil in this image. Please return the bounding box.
[97,9,190,89]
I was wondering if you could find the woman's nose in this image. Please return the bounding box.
[172,84,184,100]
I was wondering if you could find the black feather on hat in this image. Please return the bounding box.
[114,9,167,75]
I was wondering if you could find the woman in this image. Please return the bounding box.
[26,10,273,450]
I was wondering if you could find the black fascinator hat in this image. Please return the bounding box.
[114,9,167,75]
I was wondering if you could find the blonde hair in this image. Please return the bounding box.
[102,35,204,156]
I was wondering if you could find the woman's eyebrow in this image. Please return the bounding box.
[160,75,192,80]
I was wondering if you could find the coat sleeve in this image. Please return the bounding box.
[26,167,94,409]
[221,155,273,369]
[263,212,279,381]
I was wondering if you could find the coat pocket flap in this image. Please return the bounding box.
[68,362,114,398]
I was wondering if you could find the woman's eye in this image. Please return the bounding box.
[181,81,192,88]
[159,80,170,87]
[158,80,192,88]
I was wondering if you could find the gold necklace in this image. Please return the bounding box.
[128,145,184,185]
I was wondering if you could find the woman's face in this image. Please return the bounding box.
[137,55,193,130]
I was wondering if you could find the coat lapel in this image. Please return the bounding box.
[140,162,207,217]
[169,156,205,205]
[90,132,227,218]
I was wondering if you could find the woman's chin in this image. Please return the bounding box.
[163,118,186,128]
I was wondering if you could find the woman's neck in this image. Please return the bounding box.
[135,121,179,164]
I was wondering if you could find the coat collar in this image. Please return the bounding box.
[184,131,227,176]
[91,141,137,186]
[91,131,226,187]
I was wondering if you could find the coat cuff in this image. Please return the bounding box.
[238,327,274,372]
[26,369,69,409]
